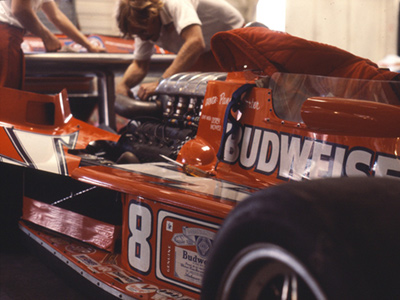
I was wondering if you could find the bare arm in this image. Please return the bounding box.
[41,1,104,52]
[11,0,61,52]
[116,59,150,97]
[137,24,205,100]
[162,24,205,78]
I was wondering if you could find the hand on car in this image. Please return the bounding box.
[137,81,158,100]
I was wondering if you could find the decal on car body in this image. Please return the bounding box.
[0,127,78,175]
[222,123,400,180]
[156,210,219,293]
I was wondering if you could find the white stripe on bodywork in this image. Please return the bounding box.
[117,162,254,203]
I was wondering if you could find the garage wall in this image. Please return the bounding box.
[75,0,120,36]
[285,0,398,63]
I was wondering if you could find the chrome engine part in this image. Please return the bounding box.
[157,72,227,127]
[120,72,226,162]
[76,72,227,164]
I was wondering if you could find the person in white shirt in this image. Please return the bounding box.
[0,0,104,89]
[224,0,259,23]
[116,0,244,100]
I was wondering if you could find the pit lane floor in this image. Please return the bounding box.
[0,236,89,300]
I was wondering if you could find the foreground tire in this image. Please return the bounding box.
[216,242,326,300]
[201,177,400,300]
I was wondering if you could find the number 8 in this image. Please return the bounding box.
[128,201,152,274]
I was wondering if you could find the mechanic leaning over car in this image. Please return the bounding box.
[116,0,244,100]
[0,0,104,89]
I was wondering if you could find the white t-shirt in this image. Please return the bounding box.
[133,0,244,61]
[0,0,53,28]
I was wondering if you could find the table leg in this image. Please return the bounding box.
[96,71,116,130]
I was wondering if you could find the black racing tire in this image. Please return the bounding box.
[201,177,400,300]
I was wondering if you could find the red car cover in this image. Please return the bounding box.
[211,27,399,81]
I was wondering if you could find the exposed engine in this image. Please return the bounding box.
[74,72,227,164]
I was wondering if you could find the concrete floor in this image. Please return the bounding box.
[0,237,88,300]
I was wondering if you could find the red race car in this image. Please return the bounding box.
[1,27,400,300]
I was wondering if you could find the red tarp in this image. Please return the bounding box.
[211,27,399,81]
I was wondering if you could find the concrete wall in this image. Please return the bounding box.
[75,0,120,36]
[285,0,398,63]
